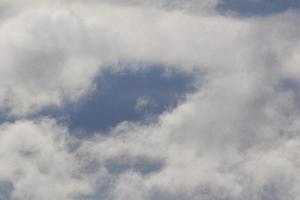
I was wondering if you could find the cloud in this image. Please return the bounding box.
[0,7,100,115]
[70,0,221,14]
[0,119,92,200]
[1,108,299,199]
[0,1,300,200]
[0,0,247,116]
[134,96,156,113]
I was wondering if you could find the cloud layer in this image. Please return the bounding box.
[0,0,300,199]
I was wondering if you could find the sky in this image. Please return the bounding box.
[218,0,300,16]
[0,0,300,199]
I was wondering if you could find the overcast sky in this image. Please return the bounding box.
[0,0,300,199]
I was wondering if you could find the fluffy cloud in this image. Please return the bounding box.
[0,0,300,200]
[1,109,299,199]
[0,7,99,115]
[0,0,245,115]
[0,119,92,200]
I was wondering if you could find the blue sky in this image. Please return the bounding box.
[219,0,300,16]
[61,66,196,133]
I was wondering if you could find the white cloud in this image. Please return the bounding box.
[0,1,300,200]
[0,119,92,200]
[2,109,299,199]
[135,96,156,113]
[70,0,220,14]
[0,0,247,115]
[0,7,101,115]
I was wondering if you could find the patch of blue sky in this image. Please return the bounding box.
[217,0,300,16]
[37,65,197,135]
